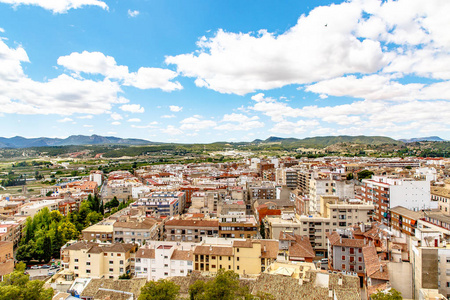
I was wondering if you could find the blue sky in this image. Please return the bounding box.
[0,0,449,143]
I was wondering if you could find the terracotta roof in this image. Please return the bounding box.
[289,236,315,259]
[327,232,365,248]
[363,246,389,281]
[165,219,219,228]
[193,245,233,256]
[113,218,158,229]
[367,282,389,297]
[260,240,279,259]
[233,239,253,248]
[136,248,155,259]
[431,186,450,198]
[66,241,136,254]
[171,250,193,261]
[390,206,424,220]
[279,231,296,241]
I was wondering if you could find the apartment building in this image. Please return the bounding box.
[431,187,450,214]
[132,192,186,217]
[360,176,436,225]
[193,237,278,275]
[249,183,276,201]
[0,221,24,247]
[164,219,219,242]
[113,218,160,245]
[82,224,114,243]
[61,241,138,279]
[218,213,258,239]
[0,241,14,280]
[327,231,366,276]
[389,206,424,237]
[278,232,315,262]
[309,177,355,213]
[134,242,194,280]
[17,199,62,217]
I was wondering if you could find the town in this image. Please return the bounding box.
[0,154,448,299]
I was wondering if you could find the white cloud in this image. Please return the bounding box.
[0,28,4,33]
[180,117,216,131]
[120,104,145,113]
[162,125,183,135]
[131,122,158,129]
[128,9,139,17]
[127,118,141,123]
[107,131,117,135]
[270,120,319,134]
[111,121,121,125]
[169,105,183,112]
[110,112,123,120]
[214,113,264,131]
[83,125,93,127]
[166,0,450,96]
[57,51,183,91]
[78,115,93,119]
[161,114,176,119]
[57,117,73,123]
[0,0,108,13]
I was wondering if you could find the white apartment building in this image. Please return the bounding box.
[134,242,194,280]
[17,199,62,217]
[309,178,355,213]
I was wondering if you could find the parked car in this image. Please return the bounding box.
[47,271,55,276]
[320,258,328,264]
[30,265,39,269]
[41,265,50,269]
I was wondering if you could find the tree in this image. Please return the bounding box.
[357,170,374,180]
[259,222,266,239]
[0,263,53,300]
[85,211,103,227]
[118,273,131,279]
[346,173,354,180]
[370,288,402,300]
[138,279,180,300]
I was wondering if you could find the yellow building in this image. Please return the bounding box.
[193,238,278,276]
[61,241,137,279]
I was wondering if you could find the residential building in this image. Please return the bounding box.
[389,206,424,237]
[0,241,14,281]
[327,231,366,277]
[82,224,114,243]
[132,192,186,217]
[61,241,137,279]
[360,176,436,225]
[278,232,315,262]
[113,218,160,245]
[193,237,278,275]
[431,187,450,214]
[164,219,219,242]
[17,199,62,217]
[218,213,258,239]
[134,242,194,280]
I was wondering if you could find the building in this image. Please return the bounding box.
[0,241,14,281]
[134,242,194,280]
[389,206,424,237]
[278,232,315,262]
[327,231,366,277]
[61,241,137,279]
[132,192,186,217]
[164,219,219,243]
[82,224,114,243]
[113,218,160,245]
[218,213,258,239]
[360,176,436,225]
[17,199,62,217]
[431,187,450,214]
[193,237,278,275]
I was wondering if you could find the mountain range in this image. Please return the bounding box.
[0,134,445,149]
[0,135,155,148]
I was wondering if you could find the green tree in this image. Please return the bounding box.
[357,170,374,180]
[59,221,79,241]
[259,222,266,239]
[189,281,206,300]
[370,288,402,300]
[85,211,103,227]
[138,279,180,300]
[0,263,53,300]
[118,273,132,279]
[346,173,354,180]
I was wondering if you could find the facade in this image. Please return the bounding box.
[82,224,114,243]
[360,176,436,225]
[327,231,366,277]
[132,192,186,217]
[17,199,62,217]
[193,238,278,275]
[113,218,160,245]
[389,206,423,237]
[431,187,450,214]
[61,241,137,279]
[164,219,219,242]
[134,242,194,280]
[218,213,258,239]
[0,241,14,280]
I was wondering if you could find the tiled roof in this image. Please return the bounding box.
[327,232,365,248]
[390,206,424,220]
[193,245,233,256]
[65,241,136,254]
[363,246,389,281]
[233,239,253,248]
[113,218,158,229]
[135,248,155,259]
[289,236,314,259]
[260,240,279,259]
[165,219,219,228]
[171,250,193,261]
[279,231,296,241]
[431,187,450,198]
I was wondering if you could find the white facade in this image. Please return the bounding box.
[17,199,62,217]
[132,186,152,199]
[134,242,194,281]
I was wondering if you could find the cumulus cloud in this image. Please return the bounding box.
[111,121,121,125]
[162,125,183,135]
[214,113,264,131]
[169,105,183,112]
[128,9,139,17]
[57,118,73,123]
[161,114,176,119]
[127,118,141,123]
[58,51,183,92]
[180,117,216,131]
[110,112,123,120]
[166,0,450,96]
[0,0,108,13]
[120,104,145,113]
[78,115,93,119]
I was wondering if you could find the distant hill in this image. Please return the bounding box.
[252,135,401,148]
[0,135,156,148]
[399,136,445,143]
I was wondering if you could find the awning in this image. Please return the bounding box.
[411,220,416,225]
[383,212,387,217]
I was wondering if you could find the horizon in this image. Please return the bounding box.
[1,0,450,142]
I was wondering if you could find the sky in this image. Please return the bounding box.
[0,0,449,143]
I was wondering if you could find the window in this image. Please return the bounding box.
[342,256,345,260]
[109,268,113,272]
[88,254,90,258]
[228,265,231,270]
[447,282,450,288]
[74,259,78,262]
[237,248,239,253]
[212,265,216,268]
[220,265,222,269]
[86,262,90,266]
[109,261,113,264]
[211,256,216,260]
[117,254,121,256]
[120,260,124,265]
[237,257,239,261]
[74,266,78,270]
[342,264,346,269]
[86,269,91,274]
[120,268,124,272]
[237,266,240,270]
[228,257,231,261]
